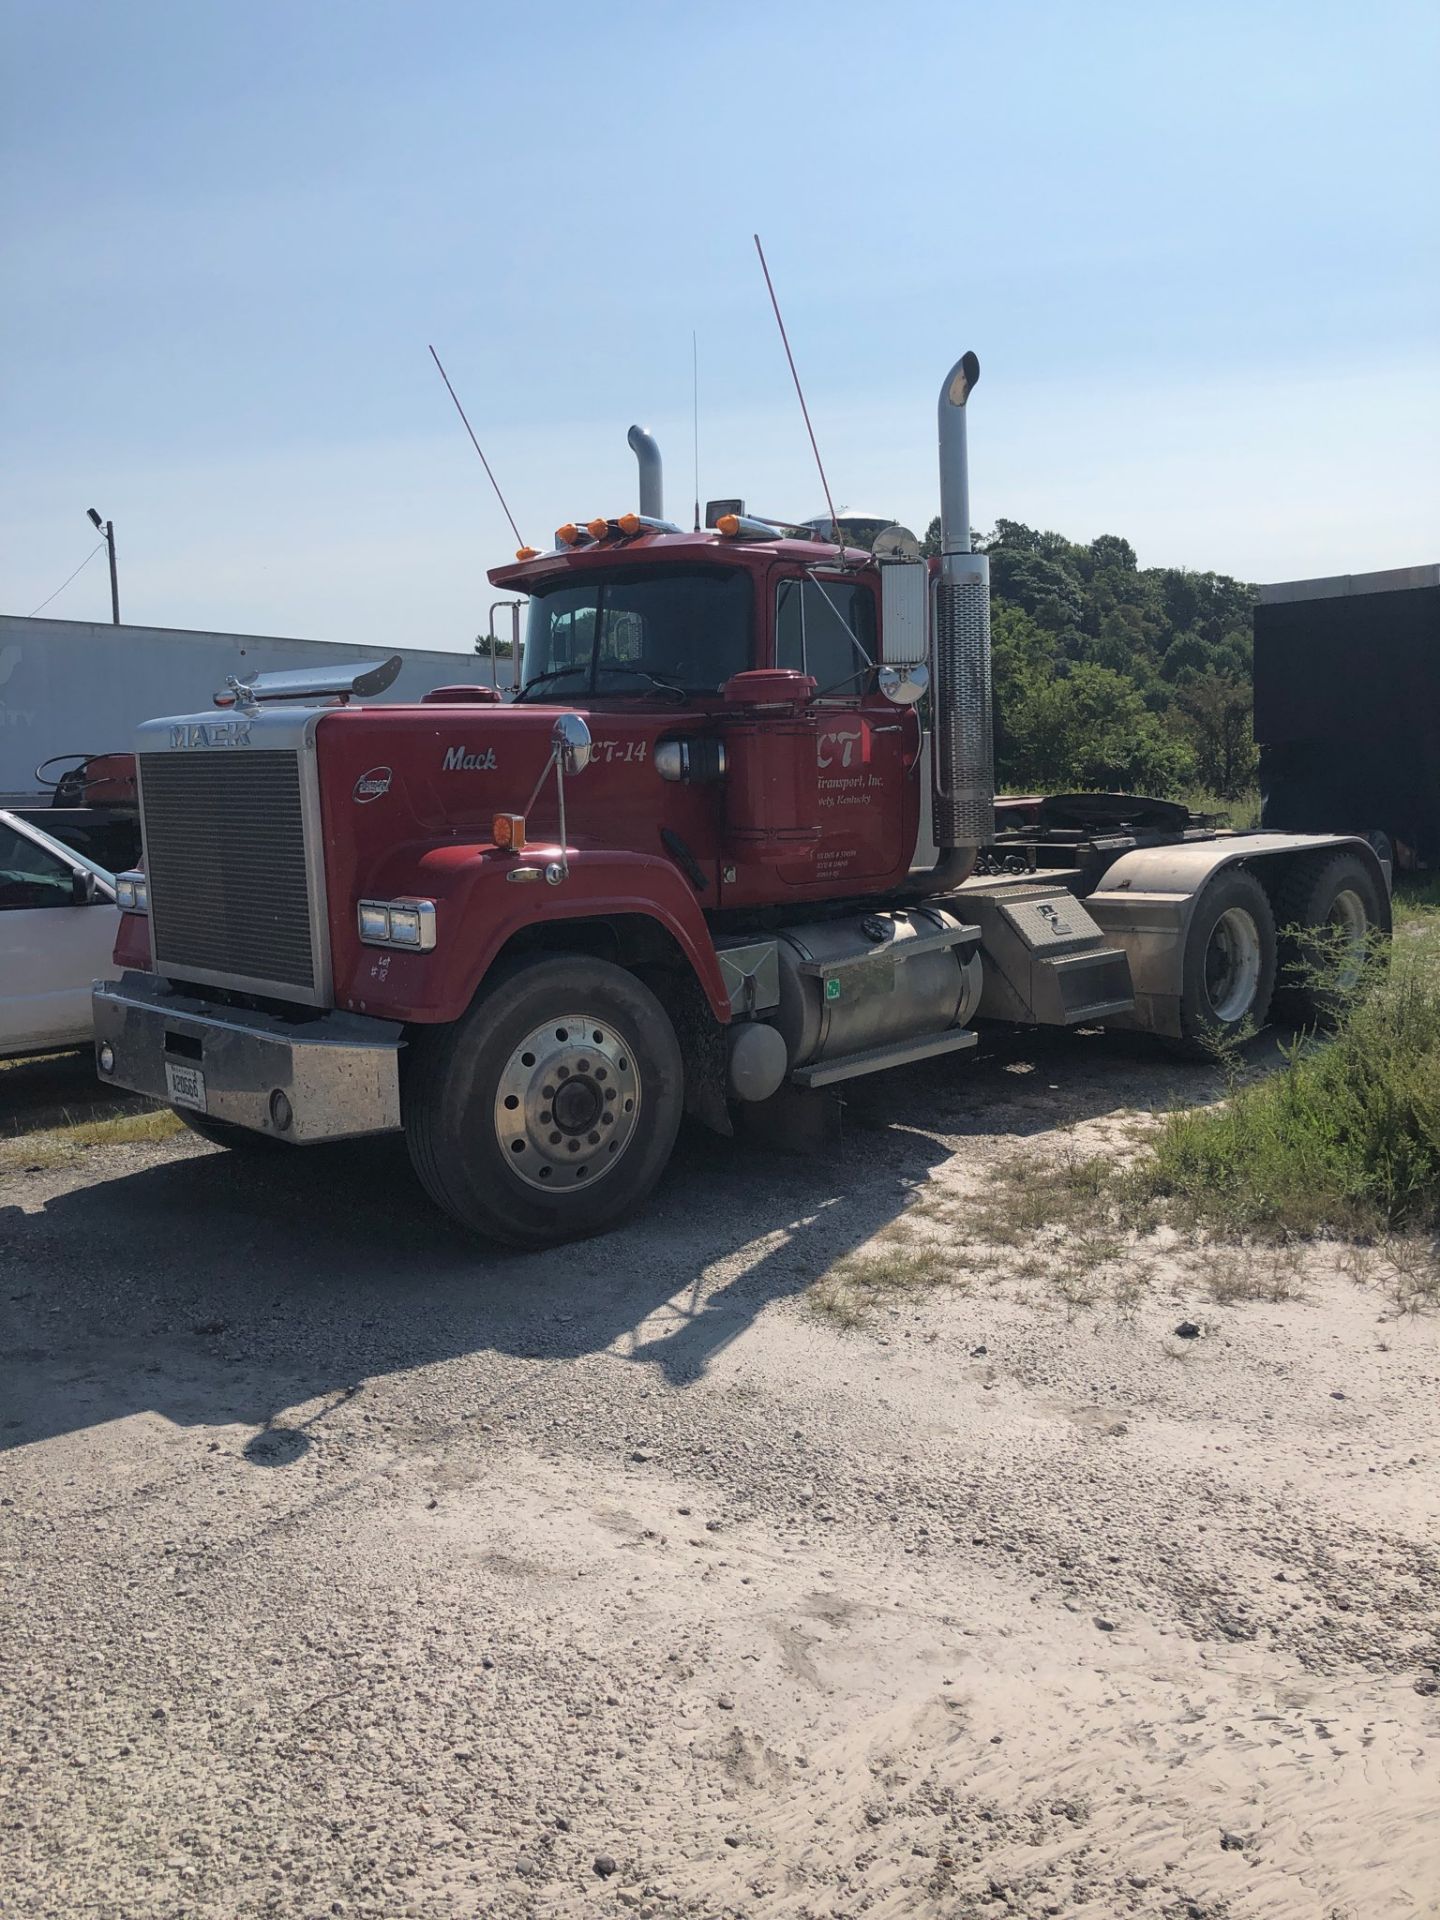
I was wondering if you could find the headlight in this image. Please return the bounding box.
[116,871,149,913]
[357,897,437,951]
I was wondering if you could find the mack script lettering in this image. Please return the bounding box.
[442,745,498,772]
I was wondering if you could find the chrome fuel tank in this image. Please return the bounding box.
[772,905,982,1070]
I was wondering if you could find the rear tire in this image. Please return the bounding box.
[403,955,684,1247]
[1274,850,1385,1026]
[1174,868,1277,1057]
[172,1108,285,1151]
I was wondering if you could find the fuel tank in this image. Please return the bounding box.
[771,905,982,1071]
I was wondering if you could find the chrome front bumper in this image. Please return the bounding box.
[92,971,403,1143]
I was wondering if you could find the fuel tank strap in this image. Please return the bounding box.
[792,922,980,977]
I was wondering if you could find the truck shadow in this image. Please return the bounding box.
[1,1046,154,1134]
[1,1024,1265,1456]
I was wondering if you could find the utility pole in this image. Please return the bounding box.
[86,508,120,624]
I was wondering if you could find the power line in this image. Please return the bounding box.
[28,542,106,617]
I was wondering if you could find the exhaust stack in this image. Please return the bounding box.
[932,352,995,858]
[627,425,663,520]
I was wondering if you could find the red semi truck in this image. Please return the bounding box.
[93,354,1388,1245]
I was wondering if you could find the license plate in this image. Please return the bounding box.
[165,1060,207,1112]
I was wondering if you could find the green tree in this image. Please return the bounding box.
[912,509,1257,801]
[1002,662,1195,796]
[1172,672,1257,799]
[1088,533,1137,574]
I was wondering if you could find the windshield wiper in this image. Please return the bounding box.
[514,667,589,702]
[517,665,691,705]
[593,666,689,703]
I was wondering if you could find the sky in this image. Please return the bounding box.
[2,0,1437,653]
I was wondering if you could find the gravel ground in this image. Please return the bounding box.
[2,1031,1438,1919]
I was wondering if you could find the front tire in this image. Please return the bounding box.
[403,956,684,1247]
[1175,868,1277,1057]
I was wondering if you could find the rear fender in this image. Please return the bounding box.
[348,844,731,1025]
[1085,832,1388,1037]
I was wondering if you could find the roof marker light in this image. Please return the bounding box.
[586,517,610,540]
[515,545,540,561]
[717,512,780,541]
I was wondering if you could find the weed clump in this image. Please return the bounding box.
[0,1106,182,1171]
[1136,930,1440,1238]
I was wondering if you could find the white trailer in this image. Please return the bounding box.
[0,614,489,805]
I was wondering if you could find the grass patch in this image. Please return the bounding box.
[969,1151,1129,1244]
[1134,933,1440,1240]
[1180,785,1261,832]
[810,1233,958,1328]
[1204,1246,1306,1305]
[1340,1238,1440,1315]
[0,1106,183,1171]
[1392,872,1440,932]
[959,882,1440,1299]
[813,879,1440,1325]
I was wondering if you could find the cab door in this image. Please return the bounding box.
[771,568,910,889]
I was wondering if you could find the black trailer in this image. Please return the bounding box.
[1255,564,1440,869]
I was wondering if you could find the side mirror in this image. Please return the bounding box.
[552,712,592,774]
[879,662,930,707]
[71,868,98,906]
[879,558,929,695]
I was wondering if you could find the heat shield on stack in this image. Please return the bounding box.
[933,556,995,848]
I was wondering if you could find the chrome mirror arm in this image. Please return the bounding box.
[517,714,592,886]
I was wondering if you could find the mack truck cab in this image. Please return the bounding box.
[92,353,1389,1246]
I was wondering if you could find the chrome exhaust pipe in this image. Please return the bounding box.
[627,425,663,520]
[932,352,994,860]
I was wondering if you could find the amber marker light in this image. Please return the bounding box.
[556,523,580,546]
[515,545,539,561]
[617,513,641,536]
[717,513,740,536]
[492,812,527,850]
[586,517,609,540]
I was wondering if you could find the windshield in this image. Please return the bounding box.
[520,565,752,699]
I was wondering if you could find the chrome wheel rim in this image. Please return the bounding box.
[1328,888,1369,988]
[494,1013,641,1192]
[1204,907,1262,1023]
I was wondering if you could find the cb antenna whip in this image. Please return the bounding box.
[428,344,527,551]
[692,329,701,533]
[753,233,843,551]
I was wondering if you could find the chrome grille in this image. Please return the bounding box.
[139,751,317,992]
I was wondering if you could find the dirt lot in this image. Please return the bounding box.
[2,1035,1438,1920]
